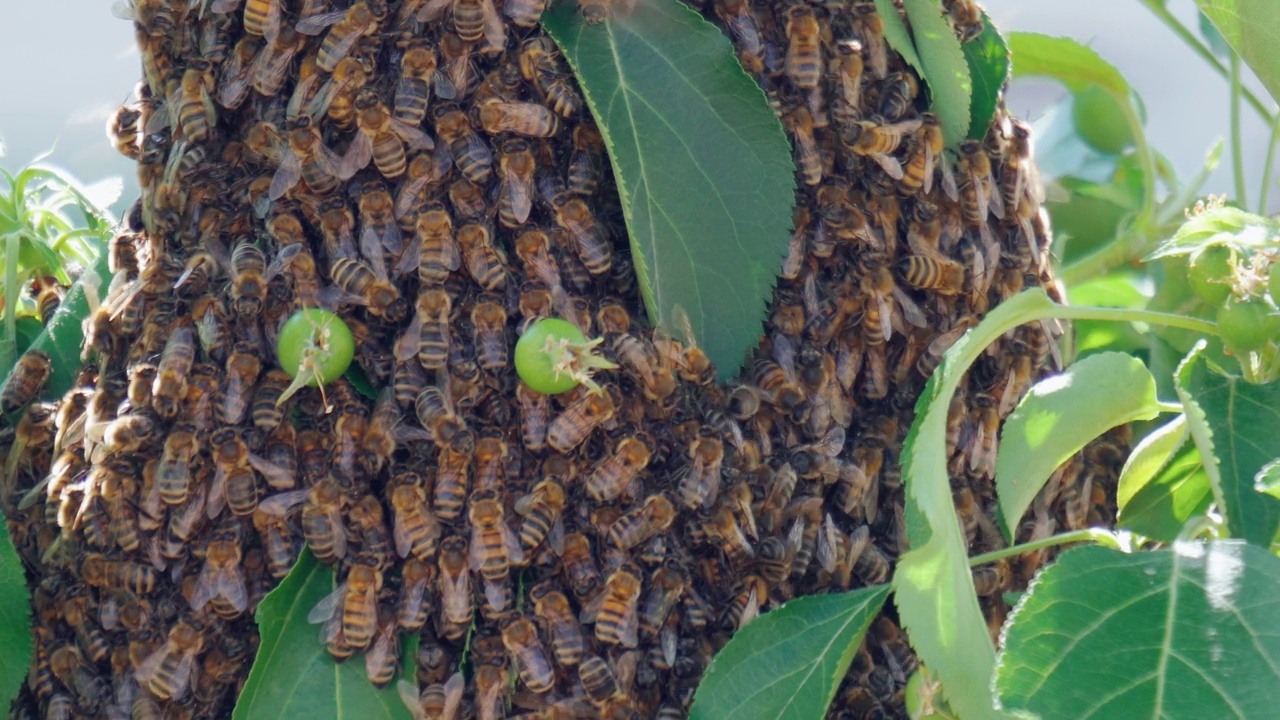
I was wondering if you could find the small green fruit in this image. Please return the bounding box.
[1217,297,1275,352]
[515,317,616,395]
[277,309,355,387]
[1188,245,1234,306]
[1072,86,1136,155]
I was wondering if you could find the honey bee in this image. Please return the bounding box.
[842,118,923,180]
[252,508,298,579]
[899,254,965,295]
[437,31,479,101]
[475,99,560,137]
[586,437,650,503]
[972,558,1011,596]
[364,607,400,688]
[515,382,550,451]
[403,288,452,370]
[398,671,465,720]
[754,334,806,411]
[945,0,985,42]
[607,494,675,550]
[518,38,580,117]
[250,25,305,99]
[529,584,584,668]
[270,115,366,200]
[394,40,453,128]
[310,561,382,652]
[495,139,536,227]
[545,195,612,275]
[298,1,383,73]
[470,488,524,581]
[302,476,348,564]
[352,88,434,179]
[109,104,142,159]
[548,389,615,453]
[153,423,198,507]
[502,618,555,693]
[62,595,110,664]
[784,4,822,90]
[862,252,927,343]
[577,655,619,703]
[967,392,1000,478]
[714,0,765,74]
[394,557,435,633]
[389,482,442,562]
[414,379,469,449]
[905,113,949,196]
[189,536,248,615]
[332,256,402,318]
[0,350,52,413]
[586,564,642,648]
[471,301,509,370]
[177,59,216,143]
[449,177,489,220]
[434,106,493,184]
[436,536,474,641]
[418,0,505,50]
[306,55,372,131]
[433,434,474,524]
[958,139,1005,224]
[456,223,510,290]
[559,531,601,600]
[135,621,205,701]
[787,108,826,188]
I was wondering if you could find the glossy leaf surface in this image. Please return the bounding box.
[903,0,972,146]
[689,585,890,720]
[542,0,795,380]
[996,542,1280,718]
[233,549,411,720]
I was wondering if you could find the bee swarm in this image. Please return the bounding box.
[2,0,1128,718]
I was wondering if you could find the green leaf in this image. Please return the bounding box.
[874,0,926,82]
[1008,32,1128,96]
[1147,205,1277,260]
[1118,414,1189,509]
[1197,0,1280,106]
[1199,9,1232,57]
[995,542,1280,719]
[233,549,412,720]
[961,13,1011,140]
[689,585,889,720]
[1175,344,1280,545]
[996,352,1162,539]
[541,0,795,381]
[16,235,68,284]
[902,0,972,147]
[344,363,379,400]
[1,239,110,402]
[1119,440,1213,542]
[898,289,1062,720]
[0,512,32,711]
[1067,272,1151,356]
[1255,458,1280,498]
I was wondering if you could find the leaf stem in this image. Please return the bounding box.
[1055,305,1219,337]
[1260,113,1280,215]
[1230,52,1248,209]
[1156,401,1184,413]
[1136,0,1275,123]
[968,528,1123,567]
[1,233,18,374]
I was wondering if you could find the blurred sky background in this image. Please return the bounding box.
[0,0,1274,215]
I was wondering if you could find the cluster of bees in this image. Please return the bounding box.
[0,0,1128,718]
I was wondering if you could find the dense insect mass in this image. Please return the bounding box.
[1,0,1121,718]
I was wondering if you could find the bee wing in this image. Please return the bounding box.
[287,72,321,119]
[441,569,471,620]
[365,623,398,680]
[508,171,534,225]
[785,516,805,556]
[815,427,846,457]
[469,526,483,572]
[442,673,465,717]
[502,522,525,566]
[360,225,390,281]
[247,454,295,492]
[206,466,227,520]
[392,513,413,558]
[393,235,423,279]
[939,153,958,201]
[218,64,252,109]
[772,332,797,379]
[391,118,435,151]
[869,152,904,180]
[873,294,892,343]
[817,514,839,574]
[417,0,453,21]
[482,577,508,613]
[263,0,283,44]
[577,587,605,624]
[987,176,1006,220]
[295,9,346,34]
[432,70,458,101]
[17,473,52,511]
[303,77,338,119]
[257,488,309,516]
[133,644,170,685]
[547,516,565,556]
[269,151,302,200]
[394,318,422,363]
[482,0,507,51]
[394,177,431,220]
[893,287,927,328]
[397,679,426,720]
[922,145,936,195]
[327,133,372,180]
[307,582,346,624]
[265,242,305,282]
[621,609,640,649]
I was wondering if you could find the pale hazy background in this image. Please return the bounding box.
[0,0,1273,214]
